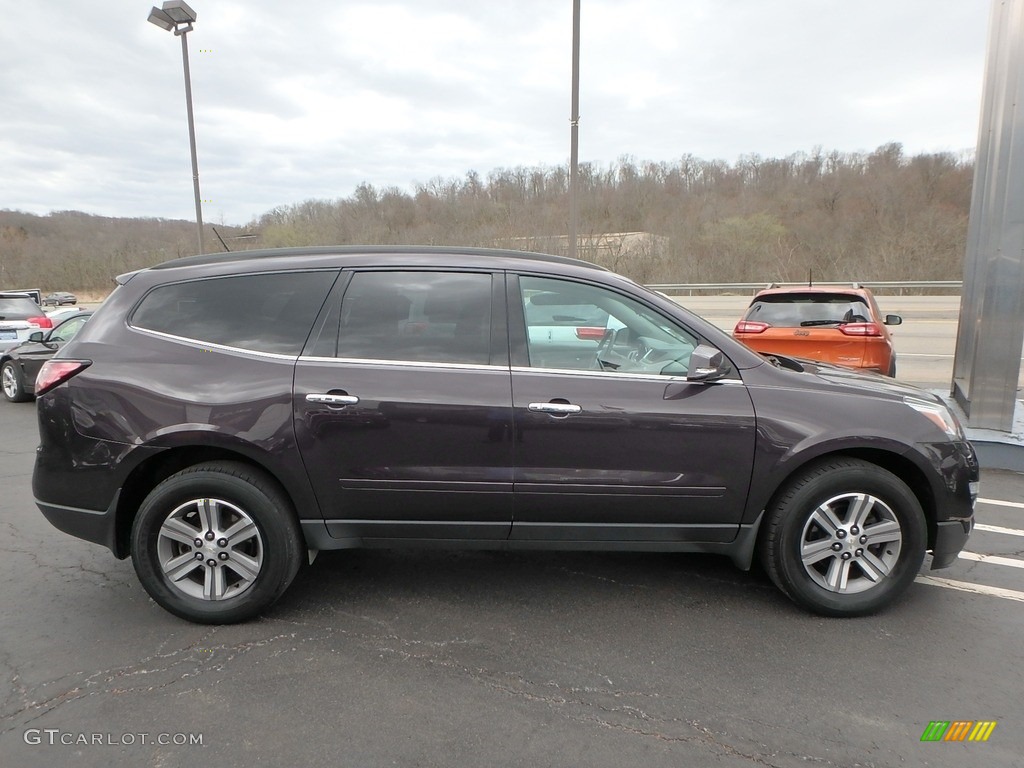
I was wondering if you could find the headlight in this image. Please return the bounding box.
[904,396,965,440]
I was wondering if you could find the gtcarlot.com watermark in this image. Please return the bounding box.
[24,729,203,747]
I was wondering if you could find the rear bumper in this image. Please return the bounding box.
[930,517,974,569]
[35,491,122,557]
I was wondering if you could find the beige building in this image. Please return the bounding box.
[498,231,668,262]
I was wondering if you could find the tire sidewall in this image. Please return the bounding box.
[773,462,926,616]
[2,360,26,402]
[131,466,300,624]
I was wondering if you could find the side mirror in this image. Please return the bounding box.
[686,344,730,382]
[884,314,902,326]
[28,331,45,342]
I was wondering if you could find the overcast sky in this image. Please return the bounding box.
[1,1,991,226]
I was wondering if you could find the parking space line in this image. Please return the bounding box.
[975,523,1024,537]
[916,575,1024,603]
[977,498,1024,510]
[958,551,1024,569]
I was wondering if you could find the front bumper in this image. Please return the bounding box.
[931,517,974,569]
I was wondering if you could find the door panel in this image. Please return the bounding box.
[509,274,756,543]
[295,361,514,539]
[293,270,514,540]
[510,370,756,542]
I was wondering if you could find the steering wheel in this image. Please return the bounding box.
[627,338,649,363]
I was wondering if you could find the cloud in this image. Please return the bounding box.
[0,0,988,225]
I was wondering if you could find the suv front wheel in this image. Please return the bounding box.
[2,360,30,403]
[760,458,926,617]
[130,461,304,624]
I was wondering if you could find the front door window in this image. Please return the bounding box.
[519,275,700,377]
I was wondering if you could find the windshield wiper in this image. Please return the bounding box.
[764,353,806,372]
[799,319,842,327]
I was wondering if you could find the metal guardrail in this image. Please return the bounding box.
[646,280,964,296]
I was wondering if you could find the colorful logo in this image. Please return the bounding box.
[920,721,997,742]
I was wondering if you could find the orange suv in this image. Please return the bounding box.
[732,285,902,376]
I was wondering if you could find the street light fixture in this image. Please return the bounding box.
[148,1,205,254]
[161,1,198,24]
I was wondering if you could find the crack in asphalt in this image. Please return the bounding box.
[263,613,865,768]
[369,646,857,768]
[0,547,124,587]
[0,628,278,730]
[1,597,894,768]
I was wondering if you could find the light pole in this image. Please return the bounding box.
[148,1,205,255]
[568,0,580,261]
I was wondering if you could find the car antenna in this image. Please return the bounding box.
[808,269,813,288]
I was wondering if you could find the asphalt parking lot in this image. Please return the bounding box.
[1,400,1023,768]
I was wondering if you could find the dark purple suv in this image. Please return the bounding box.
[32,247,978,623]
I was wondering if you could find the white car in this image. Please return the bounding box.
[45,306,86,324]
[0,294,53,353]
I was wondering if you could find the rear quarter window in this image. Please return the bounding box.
[130,271,338,355]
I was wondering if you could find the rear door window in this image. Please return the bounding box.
[131,271,337,355]
[335,271,494,365]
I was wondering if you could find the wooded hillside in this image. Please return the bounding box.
[2,142,973,293]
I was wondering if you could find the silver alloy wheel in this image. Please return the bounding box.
[156,497,264,601]
[2,364,18,400]
[799,492,903,594]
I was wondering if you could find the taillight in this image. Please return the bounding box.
[35,360,91,396]
[733,320,769,334]
[28,315,53,329]
[575,326,606,341]
[838,322,882,337]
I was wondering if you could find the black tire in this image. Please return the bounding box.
[1,360,31,403]
[760,458,926,617]
[130,461,304,624]
[887,358,897,378]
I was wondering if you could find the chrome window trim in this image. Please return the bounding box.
[127,326,300,361]
[299,355,510,372]
[511,365,744,385]
[296,355,745,382]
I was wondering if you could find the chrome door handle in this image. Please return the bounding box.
[306,393,359,406]
[528,402,582,415]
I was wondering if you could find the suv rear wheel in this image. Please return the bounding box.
[760,458,926,617]
[130,461,303,624]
